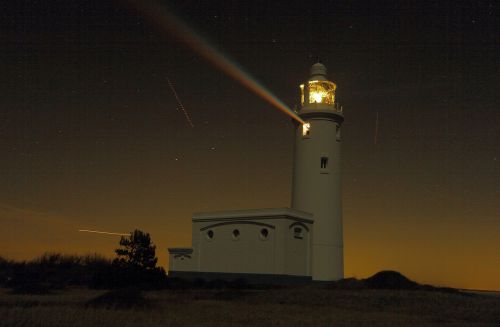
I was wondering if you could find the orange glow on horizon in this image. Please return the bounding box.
[1,202,499,291]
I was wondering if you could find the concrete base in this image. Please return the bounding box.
[169,271,312,285]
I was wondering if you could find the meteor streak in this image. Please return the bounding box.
[78,229,130,236]
[127,0,305,125]
[167,77,194,128]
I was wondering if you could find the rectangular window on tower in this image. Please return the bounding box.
[320,155,329,173]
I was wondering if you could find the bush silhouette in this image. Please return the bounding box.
[111,229,167,289]
[113,230,158,270]
[1,253,115,291]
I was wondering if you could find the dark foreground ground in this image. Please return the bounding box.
[0,286,499,327]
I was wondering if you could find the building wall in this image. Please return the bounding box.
[285,221,312,276]
[169,252,193,272]
[292,116,343,281]
[169,209,314,278]
[195,220,277,274]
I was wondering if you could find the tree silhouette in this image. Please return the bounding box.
[113,230,158,270]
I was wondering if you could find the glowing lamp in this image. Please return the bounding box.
[307,80,336,104]
[299,63,337,106]
[302,122,311,136]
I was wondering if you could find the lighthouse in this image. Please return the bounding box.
[292,63,344,281]
[168,62,344,284]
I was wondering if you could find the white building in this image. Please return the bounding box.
[168,63,344,282]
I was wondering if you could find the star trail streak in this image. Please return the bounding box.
[167,77,194,128]
[78,229,131,236]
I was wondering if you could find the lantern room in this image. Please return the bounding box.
[299,63,337,107]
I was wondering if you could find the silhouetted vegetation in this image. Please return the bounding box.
[111,229,166,289]
[0,230,168,292]
[1,227,459,295]
[0,232,466,295]
[0,255,168,292]
[1,253,463,296]
[0,253,115,292]
[1,253,499,325]
[113,230,158,271]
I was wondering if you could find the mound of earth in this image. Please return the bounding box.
[363,270,420,290]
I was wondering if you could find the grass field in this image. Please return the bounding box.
[0,286,499,326]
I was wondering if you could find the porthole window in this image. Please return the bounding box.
[260,228,269,240]
[206,230,214,240]
[294,227,304,239]
[232,229,240,240]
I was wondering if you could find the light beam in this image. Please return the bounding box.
[126,0,306,125]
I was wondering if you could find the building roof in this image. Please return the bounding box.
[192,207,313,223]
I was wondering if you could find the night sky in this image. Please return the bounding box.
[1,0,499,290]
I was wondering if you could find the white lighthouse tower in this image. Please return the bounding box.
[292,63,344,281]
[168,62,344,284]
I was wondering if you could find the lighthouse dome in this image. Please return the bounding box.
[310,63,327,79]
